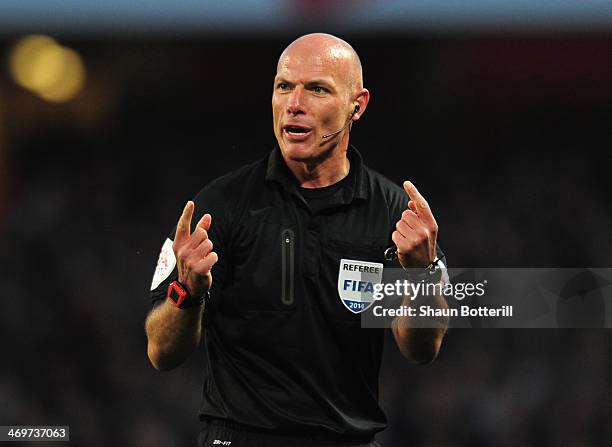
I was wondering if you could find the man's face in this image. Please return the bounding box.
[272,44,354,162]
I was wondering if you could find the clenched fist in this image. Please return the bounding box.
[392,181,438,270]
[173,201,219,298]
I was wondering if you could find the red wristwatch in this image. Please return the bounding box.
[167,281,206,309]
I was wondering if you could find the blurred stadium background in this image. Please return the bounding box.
[1,1,611,446]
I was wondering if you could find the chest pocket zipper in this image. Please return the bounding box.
[281,229,295,307]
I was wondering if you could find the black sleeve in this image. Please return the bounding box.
[148,184,232,307]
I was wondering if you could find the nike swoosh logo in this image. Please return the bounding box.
[248,206,272,217]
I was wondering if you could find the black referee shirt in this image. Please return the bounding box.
[150,145,443,440]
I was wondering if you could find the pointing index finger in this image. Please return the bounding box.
[175,201,194,242]
[403,181,436,225]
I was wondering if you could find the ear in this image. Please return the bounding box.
[352,88,370,121]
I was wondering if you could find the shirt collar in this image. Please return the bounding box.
[265,144,368,202]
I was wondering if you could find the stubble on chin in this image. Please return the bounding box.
[286,142,338,169]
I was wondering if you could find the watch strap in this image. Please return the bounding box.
[404,258,444,284]
[167,280,207,309]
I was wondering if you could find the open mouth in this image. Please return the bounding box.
[286,126,309,134]
[284,125,313,136]
[283,125,313,142]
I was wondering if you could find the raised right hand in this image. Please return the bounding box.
[172,201,219,298]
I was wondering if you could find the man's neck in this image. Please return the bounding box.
[284,144,351,189]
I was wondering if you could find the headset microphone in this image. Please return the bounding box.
[321,105,360,140]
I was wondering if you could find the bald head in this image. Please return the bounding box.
[272,33,370,167]
[277,33,363,94]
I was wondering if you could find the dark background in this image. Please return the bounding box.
[1,30,611,446]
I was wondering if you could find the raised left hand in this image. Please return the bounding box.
[392,181,438,269]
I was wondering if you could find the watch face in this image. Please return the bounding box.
[168,281,187,306]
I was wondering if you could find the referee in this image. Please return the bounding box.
[145,33,449,447]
